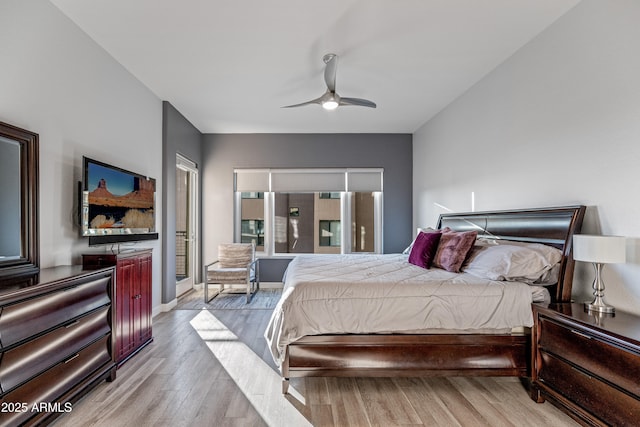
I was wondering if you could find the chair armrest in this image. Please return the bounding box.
[204,260,221,270]
[203,260,220,283]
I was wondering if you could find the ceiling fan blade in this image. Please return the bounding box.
[323,53,337,92]
[281,96,323,108]
[283,54,376,110]
[339,97,377,108]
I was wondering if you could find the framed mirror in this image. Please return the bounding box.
[0,121,39,284]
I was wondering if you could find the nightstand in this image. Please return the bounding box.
[531,303,640,426]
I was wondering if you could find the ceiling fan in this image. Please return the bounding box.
[282,53,376,110]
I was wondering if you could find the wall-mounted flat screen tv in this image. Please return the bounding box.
[81,157,158,246]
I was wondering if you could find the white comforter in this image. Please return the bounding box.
[265,254,545,366]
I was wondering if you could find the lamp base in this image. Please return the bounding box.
[584,262,615,314]
[584,300,615,314]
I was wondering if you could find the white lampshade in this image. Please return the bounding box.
[573,235,626,264]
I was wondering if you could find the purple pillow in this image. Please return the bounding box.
[433,229,478,272]
[408,231,442,268]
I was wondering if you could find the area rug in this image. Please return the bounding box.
[176,288,282,310]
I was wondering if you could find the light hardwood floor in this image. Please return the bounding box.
[54,290,579,427]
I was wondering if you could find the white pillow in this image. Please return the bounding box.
[463,242,562,284]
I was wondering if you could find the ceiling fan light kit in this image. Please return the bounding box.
[283,53,376,110]
[321,92,339,110]
[322,100,339,110]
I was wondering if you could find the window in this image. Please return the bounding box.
[319,220,341,247]
[319,192,340,199]
[351,192,376,253]
[241,219,264,246]
[239,193,265,251]
[234,169,383,255]
[273,192,342,254]
[241,192,263,199]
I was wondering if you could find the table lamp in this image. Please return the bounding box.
[573,234,626,314]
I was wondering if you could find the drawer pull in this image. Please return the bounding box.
[64,353,80,364]
[570,329,592,339]
[65,320,81,328]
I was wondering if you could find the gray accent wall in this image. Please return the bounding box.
[201,133,413,272]
[162,102,202,304]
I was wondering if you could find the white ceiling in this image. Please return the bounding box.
[50,0,579,134]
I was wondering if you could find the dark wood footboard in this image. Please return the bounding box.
[282,333,530,392]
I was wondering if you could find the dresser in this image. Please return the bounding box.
[532,303,640,426]
[0,266,116,427]
[82,249,153,366]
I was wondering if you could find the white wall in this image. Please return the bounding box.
[0,1,164,310]
[413,0,640,315]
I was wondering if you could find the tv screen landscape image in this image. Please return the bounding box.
[81,157,158,245]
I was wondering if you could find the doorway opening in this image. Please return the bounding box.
[176,154,198,297]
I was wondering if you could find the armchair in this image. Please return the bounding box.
[203,243,259,303]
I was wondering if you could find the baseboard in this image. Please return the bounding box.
[260,282,284,289]
[156,298,177,316]
[225,282,282,289]
[196,282,283,291]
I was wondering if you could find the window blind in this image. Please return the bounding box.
[234,170,270,192]
[271,171,345,192]
[234,168,383,192]
[346,171,383,192]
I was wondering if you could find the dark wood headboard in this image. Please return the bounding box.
[437,205,586,302]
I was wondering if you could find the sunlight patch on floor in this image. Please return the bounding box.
[190,310,311,427]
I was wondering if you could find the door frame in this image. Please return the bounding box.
[176,153,199,297]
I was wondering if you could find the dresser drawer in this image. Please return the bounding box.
[0,306,110,394]
[539,351,640,425]
[0,335,112,427]
[0,275,111,349]
[539,316,640,398]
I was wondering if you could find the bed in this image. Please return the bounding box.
[264,206,585,393]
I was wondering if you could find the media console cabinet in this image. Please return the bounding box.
[0,266,116,426]
[82,249,153,366]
